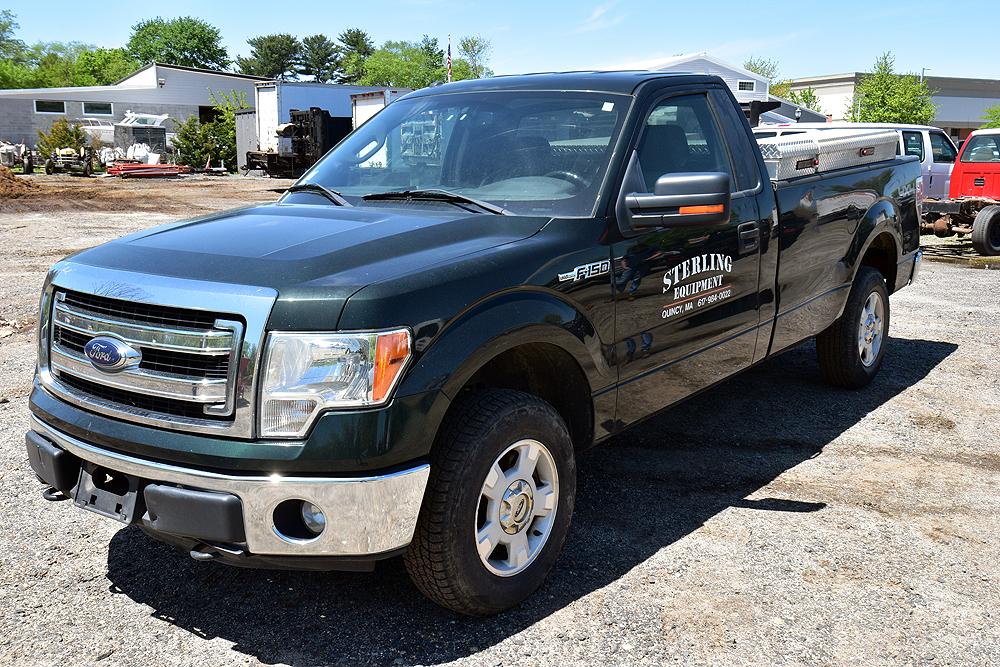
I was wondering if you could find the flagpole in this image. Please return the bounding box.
[447,34,453,83]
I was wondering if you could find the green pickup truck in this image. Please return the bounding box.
[26,71,921,615]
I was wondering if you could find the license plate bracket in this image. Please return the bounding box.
[73,463,144,524]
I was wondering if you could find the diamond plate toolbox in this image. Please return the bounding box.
[757,129,899,181]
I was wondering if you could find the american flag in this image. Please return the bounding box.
[447,36,452,82]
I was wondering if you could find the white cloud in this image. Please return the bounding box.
[576,2,625,33]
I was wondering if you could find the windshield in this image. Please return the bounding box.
[297,90,632,217]
[960,135,1000,163]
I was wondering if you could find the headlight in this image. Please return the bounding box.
[259,329,411,438]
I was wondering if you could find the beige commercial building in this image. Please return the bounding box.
[788,73,1000,140]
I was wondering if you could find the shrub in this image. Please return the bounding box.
[171,89,248,171]
[36,117,88,155]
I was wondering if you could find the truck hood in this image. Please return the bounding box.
[69,202,549,329]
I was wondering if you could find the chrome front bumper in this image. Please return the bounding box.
[29,416,430,557]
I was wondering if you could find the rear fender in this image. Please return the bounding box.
[835,198,902,319]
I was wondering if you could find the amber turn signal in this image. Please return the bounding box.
[678,204,725,215]
[373,330,411,402]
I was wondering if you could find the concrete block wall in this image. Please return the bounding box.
[0,100,203,147]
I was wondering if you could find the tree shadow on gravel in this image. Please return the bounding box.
[105,337,956,667]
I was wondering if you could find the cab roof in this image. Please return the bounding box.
[406,71,720,97]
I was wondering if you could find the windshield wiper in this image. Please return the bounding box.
[361,189,510,215]
[286,182,352,207]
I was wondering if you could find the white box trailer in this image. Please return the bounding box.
[351,89,409,129]
[253,81,392,153]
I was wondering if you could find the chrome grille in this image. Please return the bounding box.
[38,263,277,438]
[48,289,243,423]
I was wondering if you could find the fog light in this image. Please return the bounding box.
[300,501,326,535]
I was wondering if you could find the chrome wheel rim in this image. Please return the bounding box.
[858,291,885,367]
[475,438,559,577]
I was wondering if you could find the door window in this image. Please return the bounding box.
[902,131,924,161]
[930,132,957,163]
[636,94,733,192]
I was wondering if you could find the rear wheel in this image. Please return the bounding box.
[816,266,890,389]
[44,159,54,175]
[404,388,576,616]
[971,205,1000,256]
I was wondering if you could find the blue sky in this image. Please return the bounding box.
[7,0,998,80]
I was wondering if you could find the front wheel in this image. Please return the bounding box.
[404,389,576,616]
[816,266,890,389]
[971,205,1000,256]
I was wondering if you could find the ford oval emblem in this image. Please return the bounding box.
[83,336,141,373]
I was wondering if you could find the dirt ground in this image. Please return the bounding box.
[0,176,998,666]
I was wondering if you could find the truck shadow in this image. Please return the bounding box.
[104,337,956,666]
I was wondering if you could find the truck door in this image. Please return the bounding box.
[612,90,762,425]
[928,130,958,198]
[901,130,931,196]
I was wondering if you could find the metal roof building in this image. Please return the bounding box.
[0,63,268,145]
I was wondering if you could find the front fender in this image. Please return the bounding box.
[398,288,612,400]
[388,289,614,458]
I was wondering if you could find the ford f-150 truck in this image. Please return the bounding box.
[25,72,921,616]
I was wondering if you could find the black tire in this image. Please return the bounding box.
[816,266,890,389]
[971,205,1000,256]
[82,160,93,177]
[404,388,576,616]
[44,159,54,175]
[22,155,33,174]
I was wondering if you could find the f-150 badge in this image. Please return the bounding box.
[559,259,611,283]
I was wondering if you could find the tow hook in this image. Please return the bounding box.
[42,487,70,502]
[189,542,246,561]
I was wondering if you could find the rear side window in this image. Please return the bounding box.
[711,89,760,191]
[960,135,1000,163]
[636,94,733,192]
[902,131,924,161]
[930,132,957,163]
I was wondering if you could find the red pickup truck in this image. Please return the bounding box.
[923,128,1000,255]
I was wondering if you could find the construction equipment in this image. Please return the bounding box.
[44,147,94,177]
[245,107,351,178]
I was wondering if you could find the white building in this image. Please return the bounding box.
[788,73,1000,140]
[635,52,770,103]
[0,63,267,145]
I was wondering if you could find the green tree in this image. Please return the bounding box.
[458,35,492,79]
[980,104,1000,129]
[299,34,338,83]
[743,56,779,82]
[418,35,444,64]
[846,52,935,125]
[359,40,440,88]
[127,17,229,69]
[172,90,249,171]
[743,56,794,98]
[37,117,89,155]
[359,38,477,89]
[787,87,823,113]
[73,47,138,85]
[237,34,301,79]
[335,28,374,83]
[0,9,26,61]
[27,41,93,87]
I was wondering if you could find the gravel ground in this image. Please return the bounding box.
[1,177,998,666]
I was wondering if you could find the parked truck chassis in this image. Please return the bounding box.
[922,197,1000,256]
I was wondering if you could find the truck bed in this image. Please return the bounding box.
[766,155,922,354]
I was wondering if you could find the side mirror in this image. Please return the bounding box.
[615,151,731,234]
[626,172,731,228]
